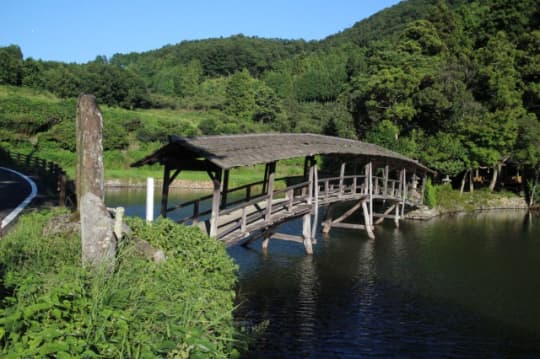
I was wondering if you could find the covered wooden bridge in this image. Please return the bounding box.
[132,133,432,254]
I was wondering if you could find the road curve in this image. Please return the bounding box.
[0,166,37,230]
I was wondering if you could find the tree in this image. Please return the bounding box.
[0,45,24,85]
[398,20,446,56]
[421,132,468,178]
[224,69,256,120]
[253,83,282,123]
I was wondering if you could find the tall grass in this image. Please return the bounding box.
[0,210,240,358]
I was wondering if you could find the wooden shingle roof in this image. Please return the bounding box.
[131,133,432,173]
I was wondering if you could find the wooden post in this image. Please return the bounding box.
[209,169,222,238]
[322,204,335,234]
[146,177,154,222]
[362,200,375,239]
[394,201,400,228]
[263,163,270,194]
[339,162,346,197]
[303,157,314,255]
[160,165,171,218]
[401,169,407,217]
[262,231,270,251]
[311,159,319,241]
[364,163,369,195]
[221,169,230,209]
[421,174,427,205]
[383,165,389,197]
[367,162,373,230]
[265,162,276,223]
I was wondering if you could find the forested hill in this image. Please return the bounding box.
[0,0,539,188]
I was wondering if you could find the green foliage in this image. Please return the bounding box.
[424,177,437,208]
[0,211,239,358]
[421,132,467,177]
[224,69,256,120]
[0,45,23,86]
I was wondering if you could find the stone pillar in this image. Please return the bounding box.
[76,95,105,207]
[77,94,116,268]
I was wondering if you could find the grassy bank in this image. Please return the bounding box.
[0,209,241,358]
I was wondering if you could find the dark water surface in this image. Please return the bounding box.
[106,188,540,358]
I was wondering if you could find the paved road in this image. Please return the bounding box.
[0,167,35,229]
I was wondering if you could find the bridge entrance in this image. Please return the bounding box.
[132,134,432,254]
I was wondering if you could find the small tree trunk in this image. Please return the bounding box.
[469,169,474,193]
[488,166,498,192]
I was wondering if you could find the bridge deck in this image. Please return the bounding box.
[171,173,423,245]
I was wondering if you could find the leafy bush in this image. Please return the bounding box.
[424,177,437,208]
[0,211,239,358]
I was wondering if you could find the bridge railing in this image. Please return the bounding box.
[216,180,312,240]
[167,171,423,238]
[169,176,303,225]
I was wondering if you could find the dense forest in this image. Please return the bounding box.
[0,0,539,192]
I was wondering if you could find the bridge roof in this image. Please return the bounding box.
[131,133,432,173]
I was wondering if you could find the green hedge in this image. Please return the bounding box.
[0,210,239,358]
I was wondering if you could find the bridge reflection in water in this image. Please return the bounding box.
[131,133,432,254]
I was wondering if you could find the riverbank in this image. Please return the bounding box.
[105,177,213,190]
[406,196,529,220]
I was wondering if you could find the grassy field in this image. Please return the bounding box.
[1,85,283,187]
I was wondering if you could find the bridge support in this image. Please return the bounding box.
[302,156,317,255]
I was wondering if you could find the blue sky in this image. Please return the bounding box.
[1,0,401,64]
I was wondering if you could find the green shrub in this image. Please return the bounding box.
[424,177,437,208]
[0,211,239,358]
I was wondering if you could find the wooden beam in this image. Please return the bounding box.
[373,204,397,225]
[271,232,305,243]
[330,222,367,231]
[331,198,365,225]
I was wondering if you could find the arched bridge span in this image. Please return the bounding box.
[132,133,432,254]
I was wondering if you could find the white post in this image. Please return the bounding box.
[146,177,154,222]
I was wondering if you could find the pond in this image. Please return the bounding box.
[106,188,540,358]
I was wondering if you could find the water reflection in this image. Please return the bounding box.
[105,189,540,358]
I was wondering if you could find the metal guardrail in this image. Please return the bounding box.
[0,147,75,207]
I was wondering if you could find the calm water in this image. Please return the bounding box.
[106,188,540,358]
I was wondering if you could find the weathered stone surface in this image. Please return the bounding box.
[76,94,116,267]
[80,192,116,267]
[132,238,166,263]
[43,212,80,237]
[76,94,105,209]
